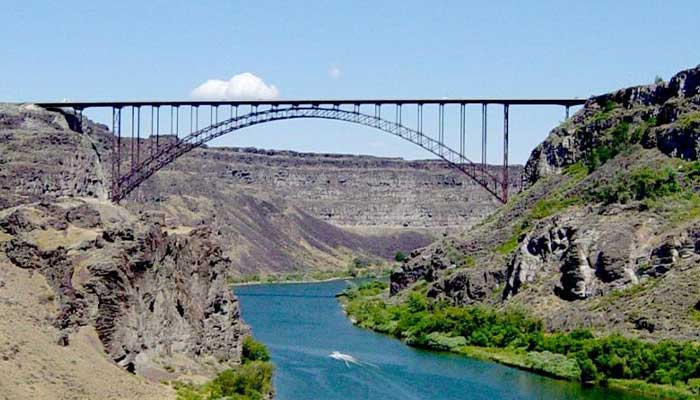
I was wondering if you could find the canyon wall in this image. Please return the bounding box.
[145,146,523,230]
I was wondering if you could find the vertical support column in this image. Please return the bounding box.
[459,103,466,163]
[111,107,120,201]
[136,106,140,167]
[503,104,510,203]
[481,103,487,173]
[150,107,155,156]
[117,107,122,179]
[417,104,423,135]
[374,104,380,129]
[155,106,160,150]
[175,106,179,138]
[565,105,570,120]
[438,103,445,148]
[130,106,135,173]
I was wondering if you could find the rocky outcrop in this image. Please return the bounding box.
[525,67,700,184]
[0,104,107,209]
[390,66,700,340]
[0,199,248,378]
[391,241,465,294]
[427,267,505,305]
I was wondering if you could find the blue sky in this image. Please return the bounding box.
[2,0,699,163]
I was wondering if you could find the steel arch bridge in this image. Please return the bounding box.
[36,98,585,204]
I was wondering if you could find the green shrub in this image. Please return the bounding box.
[496,235,519,255]
[175,361,274,400]
[585,122,632,172]
[426,332,467,351]
[688,378,700,394]
[564,162,588,179]
[526,351,582,380]
[242,336,270,363]
[462,255,475,268]
[677,112,700,131]
[531,196,581,219]
[395,251,407,262]
[343,282,700,389]
[588,167,681,204]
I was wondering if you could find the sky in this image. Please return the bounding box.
[1,0,699,164]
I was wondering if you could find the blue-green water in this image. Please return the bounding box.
[235,280,640,400]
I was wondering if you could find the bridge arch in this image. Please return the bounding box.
[111,105,505,203]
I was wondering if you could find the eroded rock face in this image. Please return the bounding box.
[501,211,644,301]
[391,245,458,295]
[427,268,505,305]
[0,199,248,376]
[525,66,700,184]
[137,146,523,230]
[0,104,107,209]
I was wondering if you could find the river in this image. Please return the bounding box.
[235,280,640,400]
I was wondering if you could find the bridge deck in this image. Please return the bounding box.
[34,98,586,109]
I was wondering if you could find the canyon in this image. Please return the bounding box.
[0,102,515,397]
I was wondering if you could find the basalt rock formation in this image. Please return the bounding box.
[1,198,248,380]
[0,104,107,209]
[525,67,700,182]
[134,146,522,230]
[391,66,700,341]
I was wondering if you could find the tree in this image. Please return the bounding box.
[242,336,270,363]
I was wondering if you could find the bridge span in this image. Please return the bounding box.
[35,98,586,204]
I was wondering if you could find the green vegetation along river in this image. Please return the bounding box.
[235,280,642,400]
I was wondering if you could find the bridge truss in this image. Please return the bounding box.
[37,99,585,204]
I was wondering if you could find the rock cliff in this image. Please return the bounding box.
[391,66,700,341]
[0,104,107,209]
[136,146,521,230]
[1,198,248,381]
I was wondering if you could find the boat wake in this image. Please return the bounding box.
[329,351,378,368]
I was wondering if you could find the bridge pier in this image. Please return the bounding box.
[503,104,509,203]
[481,104,487,172]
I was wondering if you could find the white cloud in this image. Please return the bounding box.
[191,72,279,100]
[329,67,341,79]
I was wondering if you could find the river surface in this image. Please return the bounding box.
[235,280,640,400]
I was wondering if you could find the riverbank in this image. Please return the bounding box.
[235,279,636,400]
[455,347,697,400]
[338,281,700,400]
